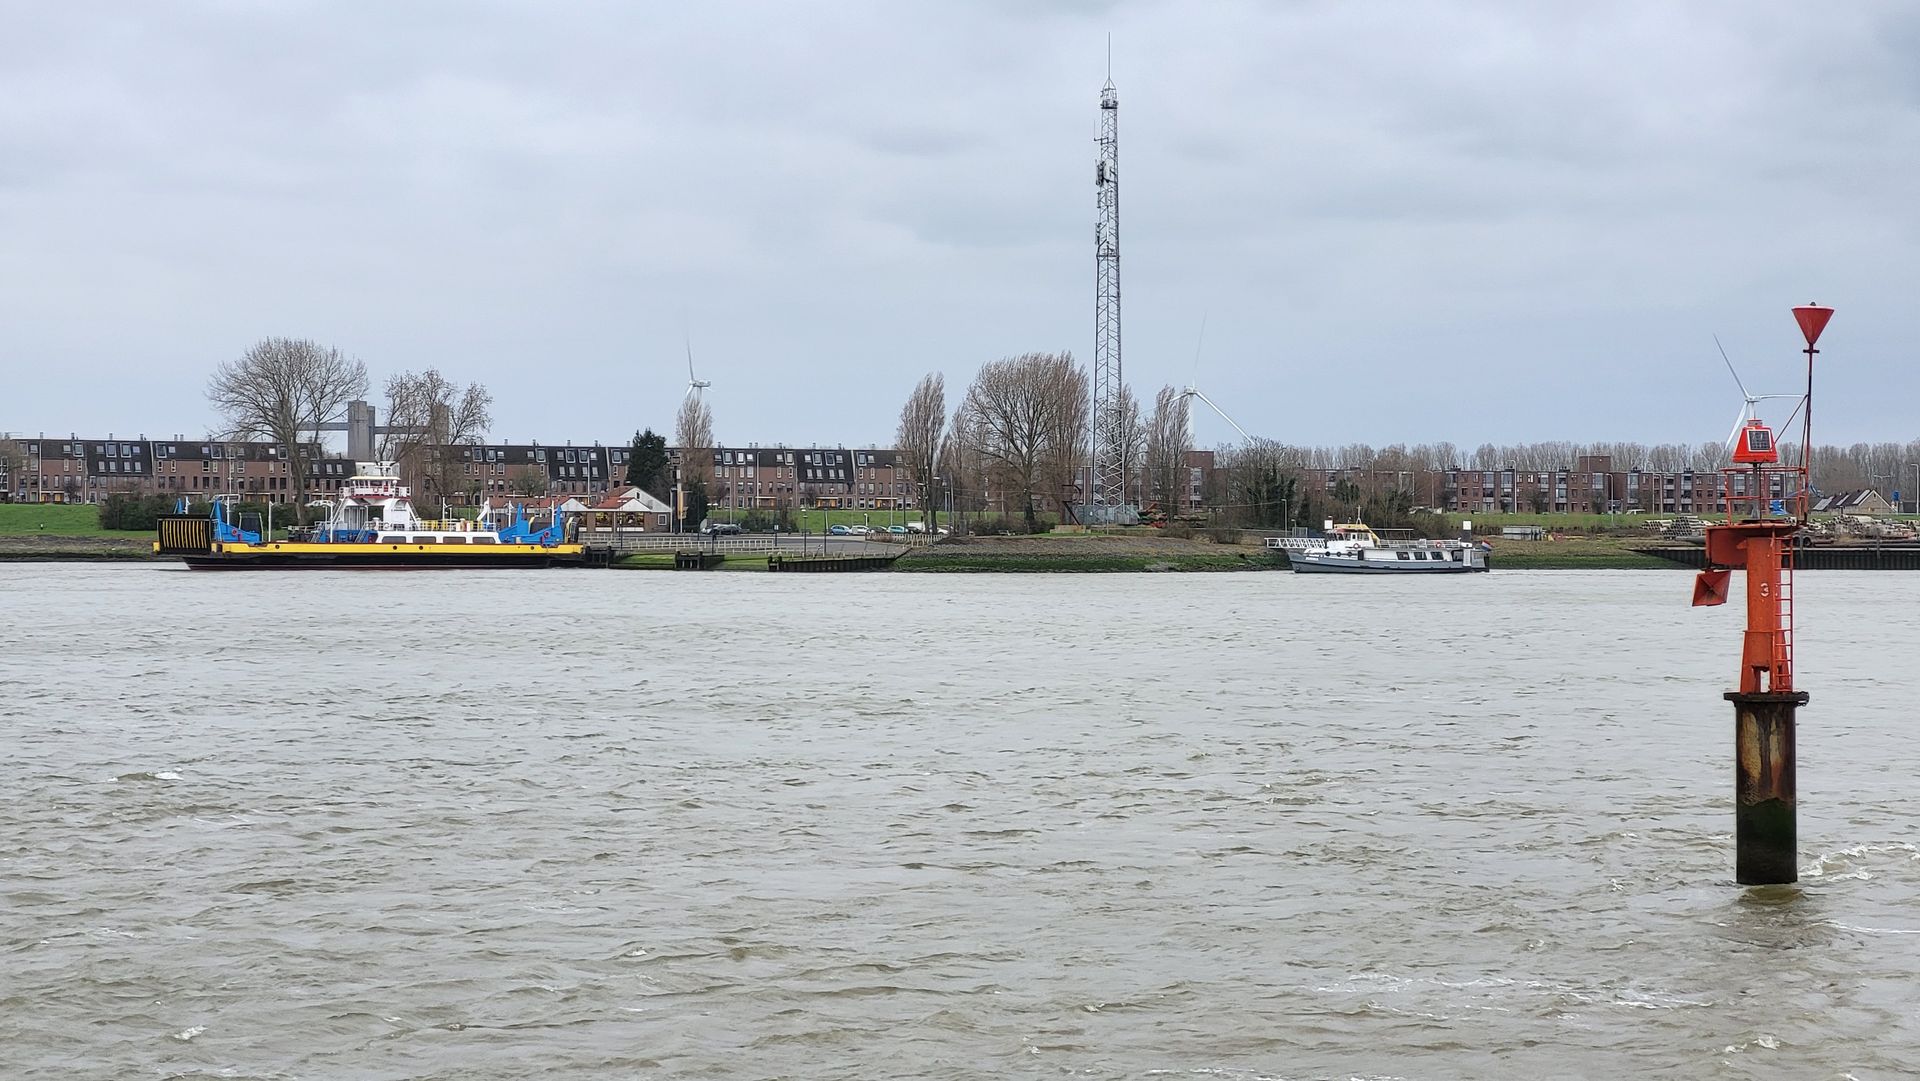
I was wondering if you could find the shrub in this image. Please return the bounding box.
[99,494,178,531]
[1207,524,1243,544]
[975,515,1028,536]
[1161,521,1194,539]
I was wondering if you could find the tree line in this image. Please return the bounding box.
[894,353,1196,533]
[179,335,1920,532]
[1203,438,1920,497]
[894,351,1920,535]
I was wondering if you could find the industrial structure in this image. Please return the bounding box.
[1087,62,1129,519]
[1690,303,1832,885]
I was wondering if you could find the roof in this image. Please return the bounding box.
[482,494,570,512]
[588,487,673,514]
[1814,489,1891,513]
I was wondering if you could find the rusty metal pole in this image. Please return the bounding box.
[1727,528,1806,885]
[1726,688,1807,884]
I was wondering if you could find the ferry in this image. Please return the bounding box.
[1267,522,1490,574]
[154,462,585,569]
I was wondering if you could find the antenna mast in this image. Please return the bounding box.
[1090,51,1126,511]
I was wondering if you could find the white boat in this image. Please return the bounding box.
[1268,523,1490,574]
[305,462,563,545]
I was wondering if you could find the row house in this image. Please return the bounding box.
[698,445,915,514]
[5,434,349,503]
[1438,456,1794,516]
[452,442,614,497]
[697,446,806,512]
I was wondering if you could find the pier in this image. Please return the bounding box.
[1642,543,1920,570]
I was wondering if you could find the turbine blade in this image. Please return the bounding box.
[1714,334,1753,402]
[1189,310,1208,385]
[1726,404,1747,451]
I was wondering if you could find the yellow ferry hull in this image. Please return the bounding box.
[158,538,587,570]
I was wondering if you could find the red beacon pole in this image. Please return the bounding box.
[1691,303,1831,885]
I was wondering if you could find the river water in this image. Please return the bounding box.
[3,565,1916,1079]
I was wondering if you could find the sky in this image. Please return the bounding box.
[3,1,1918,452]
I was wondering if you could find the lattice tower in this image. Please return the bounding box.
[1090,77,1125,506]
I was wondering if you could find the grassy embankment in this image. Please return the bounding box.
[1483,534,1678,569]
[610,553,779,571]
[608,532,1270,572]
[897,551,1266,572]
[0,504,157,560]
[896,532,1277,573]
[0,504,145,537]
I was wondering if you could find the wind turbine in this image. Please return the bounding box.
[684,335,712,404]
[1179,312,1254,444]
[1714,334,1802,452]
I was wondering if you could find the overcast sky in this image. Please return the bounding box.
[4,1,1917,452]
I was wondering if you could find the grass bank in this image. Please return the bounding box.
[0,504,148,538]
[896,551,1274,573]
[0,535,160,561]
[607,554,778,571]
[1485,535,1679,569]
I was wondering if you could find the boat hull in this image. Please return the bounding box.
[175,539,586,570]
[1286,551,1488,574]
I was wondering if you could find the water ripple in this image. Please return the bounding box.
[2,566,1917,1078]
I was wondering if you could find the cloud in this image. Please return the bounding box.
[1,0,1916,452]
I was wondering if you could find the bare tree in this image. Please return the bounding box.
[206,338,368,523]
[674,394,715,516]
[895,373,947,530]
[956,351,1087,531]
[943,401,991,531]
[1144,385,1192,510]
[1107,382,1145,505]
[379,369,493,512]
[0,437,24,501]
[507,466,549,497]
[1042,366,1092,516]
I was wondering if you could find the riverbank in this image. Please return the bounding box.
[0,535,161,561]
[1483,535,1679,570]
[896,534,1276,572]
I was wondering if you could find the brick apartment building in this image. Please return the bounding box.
[1310,455,1795,517]
[2,431,918,513]
[699,445,912,516]
[6,431,1804,522]
[5,434,335,503]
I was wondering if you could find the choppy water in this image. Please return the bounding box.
[3,564,1917,1080]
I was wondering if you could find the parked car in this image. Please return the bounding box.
[700,521,742,535]
[904,521,927,534]
[828,524,851,536]
[850,525,872,535]
[887,525,909,535]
